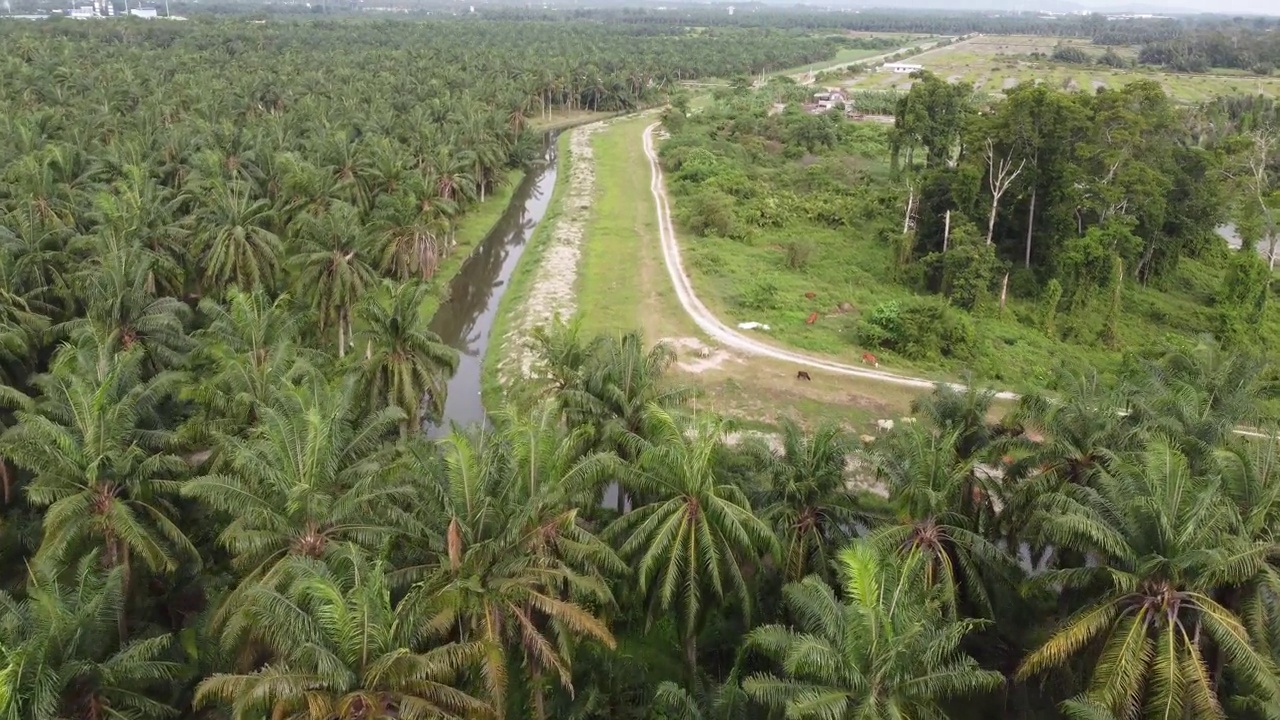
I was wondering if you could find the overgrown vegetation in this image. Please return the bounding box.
[659,74,1280,410]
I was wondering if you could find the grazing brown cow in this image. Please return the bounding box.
[796,371,811,381]
[860,352,879,368]
[805,312,819,325]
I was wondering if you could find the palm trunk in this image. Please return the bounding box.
[531,666,547,720]
[683,633,698,686]
[337,312,346,358]
[0,460,10,505]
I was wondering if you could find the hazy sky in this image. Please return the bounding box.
[1080,0,1278,13]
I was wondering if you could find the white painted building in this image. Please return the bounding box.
[882,62,923,74]
[130,6,157,17]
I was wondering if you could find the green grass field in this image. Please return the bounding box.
[576,115,690,338]
[841,34,1280,102]
[677,210,1280,399]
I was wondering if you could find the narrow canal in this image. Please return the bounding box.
[427,136,559,432]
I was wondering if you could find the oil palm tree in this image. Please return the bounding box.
[909,380,999,461]
[182,376,416,591]
[0,343,196,583]
[190,179,284,296]
[58,240,191,370]
[0,555,181,720]
[1017,438,1280,719]
[289,201,377,357]
[607,408,775,678]
[185,289,323,440]
[196,545,487,720]
[407,406,621,720]
[1216,436,1280,666]
[576,332,693,513]
[1130,341,1266,466]
[869,422,1015,617]
[352,281,459,434]
[753,418,862,582]
[742,542,1004,720]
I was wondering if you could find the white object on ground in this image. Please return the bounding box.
[736,321,770,331]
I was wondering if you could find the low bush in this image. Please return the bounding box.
[857,296,977,360]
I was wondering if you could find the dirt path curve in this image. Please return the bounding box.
[642,122,1016,401]
[643,121,1277,442]
[790,38,950,86]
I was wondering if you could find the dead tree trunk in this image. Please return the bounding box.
[1024,187,1037,268]
[985,138,1026,246]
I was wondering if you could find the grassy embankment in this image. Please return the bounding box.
[575,115,922,433]
[479,132,574,407]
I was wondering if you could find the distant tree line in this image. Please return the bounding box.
[1137,27,1280,74]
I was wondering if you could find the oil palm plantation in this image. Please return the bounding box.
[197,545,488,720]
[1017,438,1280,718]
[743,542,1004,720]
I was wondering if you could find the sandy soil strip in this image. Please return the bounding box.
[500,120,608,383]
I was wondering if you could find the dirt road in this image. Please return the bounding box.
[788,36,962,86]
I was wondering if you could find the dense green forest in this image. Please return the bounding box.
[1137,28,1280,73]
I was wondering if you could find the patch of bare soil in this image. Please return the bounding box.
[662,336,739,374]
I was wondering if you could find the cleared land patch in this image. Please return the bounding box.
[841,34,1280,102]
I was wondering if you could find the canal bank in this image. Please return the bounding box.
[426,133,562,431]
[480,123,593,408]
[427,112,649,431]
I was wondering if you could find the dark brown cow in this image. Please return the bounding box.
[796,371,812,381]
